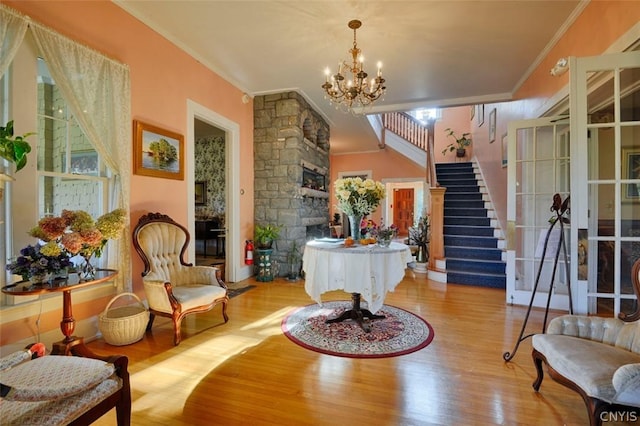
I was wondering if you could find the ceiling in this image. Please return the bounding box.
[114,0,584,154]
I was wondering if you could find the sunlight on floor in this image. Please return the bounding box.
[126,306,295,420]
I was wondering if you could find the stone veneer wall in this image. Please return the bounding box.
[254,91,330,276]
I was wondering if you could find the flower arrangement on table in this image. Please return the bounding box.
[373,221,398,247]
[6,208,126,282]
[334,177,386,216]
[5,244,72,283]
[360,218,378,236]
[334,177,385,240]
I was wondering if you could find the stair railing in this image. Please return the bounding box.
[381,112,428,150]
[381,112,437,187]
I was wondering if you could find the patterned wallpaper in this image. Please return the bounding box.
[194,135,225,220]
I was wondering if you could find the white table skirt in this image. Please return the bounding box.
[302,240,412,313]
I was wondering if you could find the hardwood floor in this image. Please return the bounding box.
[86,272,625,425]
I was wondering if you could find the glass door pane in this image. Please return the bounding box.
[507,118,571,310]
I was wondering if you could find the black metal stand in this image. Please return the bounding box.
[503,194,573,362]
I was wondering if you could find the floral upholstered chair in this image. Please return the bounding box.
[132,212,229,345]
[0,343,131,425]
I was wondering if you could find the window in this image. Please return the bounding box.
[413,108,441,123]
[36,58,108,220]
[2,48,114,306]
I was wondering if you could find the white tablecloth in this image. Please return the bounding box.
[302,240,412,313]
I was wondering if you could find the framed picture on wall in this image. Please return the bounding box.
[133,120,184,180]
[477,104,484,127]
[501,133,508,168]
[63,150,99,176]
[489,108,497,143]
[623,148,640,202]
[338,170,372,180]
[195,181,207,205]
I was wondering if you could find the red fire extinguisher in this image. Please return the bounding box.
[245,240,254,265]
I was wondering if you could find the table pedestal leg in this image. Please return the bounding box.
[326,292,385,332]
[51,290,85,355]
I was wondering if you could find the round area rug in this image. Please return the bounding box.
[281,301,434,358]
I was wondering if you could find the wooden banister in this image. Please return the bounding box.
[381,112,437,187]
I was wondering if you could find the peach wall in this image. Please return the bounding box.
[516,0,640,106]
[2,1,254,345]
[471,1,639,233]
[330,148,426,224]
[434,106,472,163]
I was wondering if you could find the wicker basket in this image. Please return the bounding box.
[99,292,149,346]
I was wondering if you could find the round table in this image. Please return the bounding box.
[2,269,118,355]
[302,239,412,331]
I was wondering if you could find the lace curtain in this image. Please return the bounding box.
[0,5,28,77]
[0,4,132,291]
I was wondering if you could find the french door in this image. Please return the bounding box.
[506,117,572,311]
[572,52,640,317]
[507,50,640,315]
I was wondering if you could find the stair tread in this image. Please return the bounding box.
[446,257,505,264]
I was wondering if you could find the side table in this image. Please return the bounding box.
[2,269,118,355]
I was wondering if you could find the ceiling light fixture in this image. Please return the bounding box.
[322,20,386,112]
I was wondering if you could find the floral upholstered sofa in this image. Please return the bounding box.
[532,259,640,425]
[0,343,131,425]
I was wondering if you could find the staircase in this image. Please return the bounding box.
[436,162,506,288]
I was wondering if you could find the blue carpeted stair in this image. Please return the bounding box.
[436,162,506,288]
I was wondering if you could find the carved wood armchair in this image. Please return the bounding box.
[132,212,229,345]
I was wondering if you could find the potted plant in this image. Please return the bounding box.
[254,223,281,249]
[441,127,471,158]
[1,120,34,173]
[286,240,302,281]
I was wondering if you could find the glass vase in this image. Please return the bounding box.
[30,272,51,284]
[416,243,429,263]
[378,236,393,247]
[348,215,363,241]
[78,255,96,281]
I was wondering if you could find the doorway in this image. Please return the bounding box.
[393,188,414,236]
[187,100,241,282]
[193,119,226,276]
[383,179,427,236]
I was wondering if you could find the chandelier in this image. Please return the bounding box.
[322,20,386,112]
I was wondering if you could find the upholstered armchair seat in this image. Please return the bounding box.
[0,345,131,425]
[133,212,229,345]
[532,259,640,425]
[143,268,227,314]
